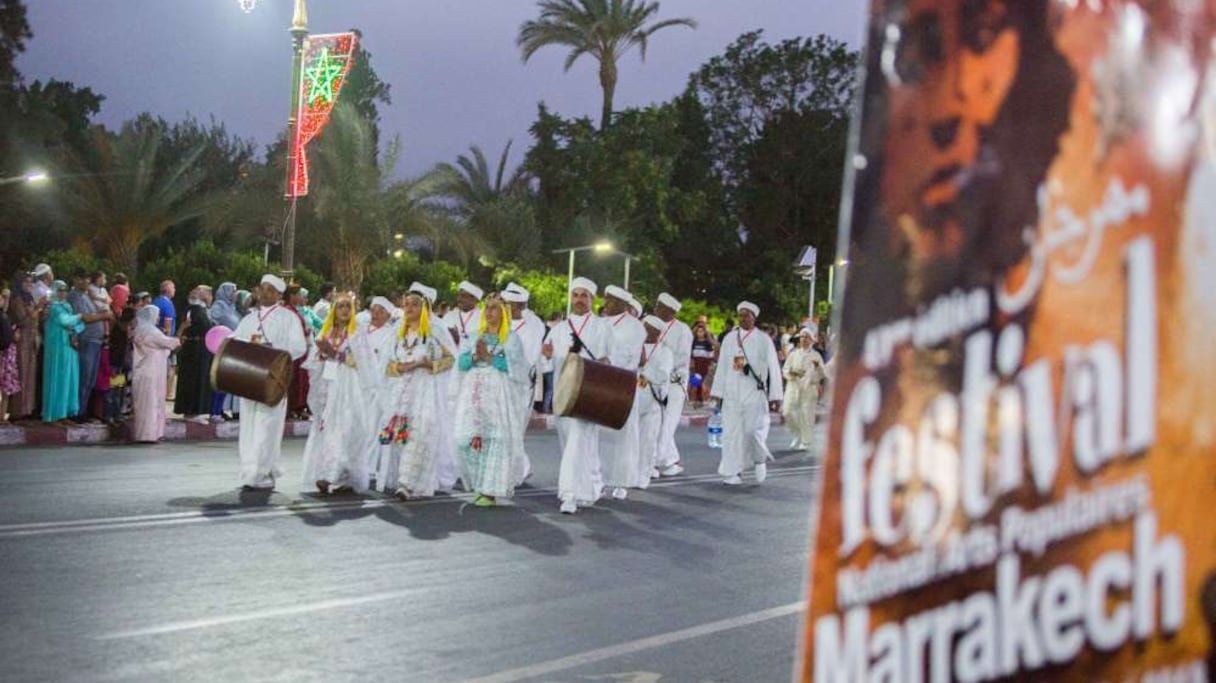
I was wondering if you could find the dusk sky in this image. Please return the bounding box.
[18,1,866,178]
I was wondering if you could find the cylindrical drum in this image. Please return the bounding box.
[210,338,293,406]
[553,354,636,430]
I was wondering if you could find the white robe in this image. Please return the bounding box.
[454,332,529,497]
[233,304,308,487]
[300,331,377,492]
[781,346,825,448]
[710,327,783,477]
[509,310,546,485]
[550,311,615,504]
[656,318,693,468]
[599,313,646,489]
[380,329,458,497]
[360,321,399,487]
[637,342,673,488]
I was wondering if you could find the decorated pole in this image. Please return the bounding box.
[282,0,308,275]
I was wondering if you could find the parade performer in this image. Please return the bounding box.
[543,277,615,514]
[637,315,673,489]
[710,301,783,485]
[781,328,825,451]
[301,293,376,494]
[653,292,693,477]
[454,294,528,506]
[381,291,457,500]
[232,275,308,490]
[598,285,647,501]
[363,296,401,489]
[443,281,483,349]
[502,282,545,485]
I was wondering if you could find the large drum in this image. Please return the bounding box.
[553,354,636,430]
[210,338,293,406]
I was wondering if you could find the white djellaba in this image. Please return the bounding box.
[300,294,378,493]
[359,297,402,490]
[503,283,545,486]
[637,316,674,488]
[654,292,693,476]
[781,329,826,451]
[598,286,647,500]
[233,274,308,489]
[709,301,783,485]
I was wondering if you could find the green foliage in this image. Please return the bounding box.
[675,298,732,336]
[489,264,570,319]
[23,248,114,282]
[0,0,31,87]
[361,252,466,302]
[136,240,321,303]
[815,300,831,325]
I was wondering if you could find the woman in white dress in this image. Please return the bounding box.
[300,294,376,494]
[781,328,825,451]
[380,292,456,500]
[453,294,528,507]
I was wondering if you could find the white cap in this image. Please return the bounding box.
[736,301,760,317]
[32,263,52,277]
[570,276,597,297]
[370,296,395,313]
[502,289,527,303]
[260,274,287,293]
[505,282,530,301]
[408,282,437,305]
[604,284,631,302]
[628,296,643,316]
[657,292,682,312]
[643,315,665,331]
[457,281,484,300]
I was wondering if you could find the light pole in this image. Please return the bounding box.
[0,172,49,186]
[280,0,309,277]
[552,241,614,314]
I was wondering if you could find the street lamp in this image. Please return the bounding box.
[0,171,49,186]
[553,241,619,314]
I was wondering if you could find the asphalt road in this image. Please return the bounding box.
[0,422,823,683]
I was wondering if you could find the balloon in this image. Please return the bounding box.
[205,325,234,354]
[689,373,703,390]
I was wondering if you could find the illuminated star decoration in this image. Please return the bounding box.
[305,47,345,106]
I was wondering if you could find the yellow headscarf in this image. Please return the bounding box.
[319,293,357,339]
[399,293,432,340]
[477,294,510,345]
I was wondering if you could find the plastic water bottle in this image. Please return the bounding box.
[707,409,723,448]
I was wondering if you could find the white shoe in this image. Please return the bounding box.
[650,467,660,479]
[790,438,799,449]
[612,487,628,500]
[192,415,210,425]
[754,463,767,483]
[661,464,684,477]
[559,496,578,514]
[723,475,743,486]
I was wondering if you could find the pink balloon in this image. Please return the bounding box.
[205,325,234,355]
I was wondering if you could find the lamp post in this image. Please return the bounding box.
[0,172,49,186]
[552,241,614,314]
[280,0,309,277]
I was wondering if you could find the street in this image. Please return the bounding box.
[0,424,822,683]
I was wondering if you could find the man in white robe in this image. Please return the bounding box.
[598,285,646,501]
[443,280,483,349]
[233,274,309,489]
[503,283,545,485]
[544,277,616,513]
[654,292,694,477]
[710,301,783,485]
[637,316,673,490]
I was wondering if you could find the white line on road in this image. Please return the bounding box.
[456,602,806,683]
[95,587,427,640]
[0,466,818,539]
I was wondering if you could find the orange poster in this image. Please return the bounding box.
[799,1,1216,681]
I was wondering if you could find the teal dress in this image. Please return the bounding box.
[42,300,85,422]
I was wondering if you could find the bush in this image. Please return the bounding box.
[489,265,571,319]
[135,240,323,307]
[676,298,733,336]
[362,253,467,303]
[22,248,115,283]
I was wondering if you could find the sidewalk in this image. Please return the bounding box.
[0,405,787,449]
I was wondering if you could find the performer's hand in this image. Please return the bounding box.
[732,356,746,371]
[470,436,483,452]
[250,334,263,345]
[475,337,489,362]
[541,341,553,359]
[769,401,781,412]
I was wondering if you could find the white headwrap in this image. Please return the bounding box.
[370,296,395,314]
[502,288,527,303]
[457,281,484,300]
[628,296,643,316]
[737,301,760,317]
[260,274,287,293]
[657,292,682,312]
[505,282,530,301]
[134,305,161,338]
[643,315,665,331]
[408,282,437,305]
[603,284,631,302]
[569,277,597,297]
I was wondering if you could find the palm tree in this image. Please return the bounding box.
[430,141,539,265]
[430,141,529,210]
[54,119,213,274]
[517,0,697,129]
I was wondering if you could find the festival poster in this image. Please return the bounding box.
[798,1,1216,681]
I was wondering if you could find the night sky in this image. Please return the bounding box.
[17,0,866,178]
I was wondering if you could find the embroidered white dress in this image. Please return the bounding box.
[380,331,456,497]
[454,332,528,498]
[300,331,377,492]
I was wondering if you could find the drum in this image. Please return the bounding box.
[553,354,636,430]
[210,338,293,406]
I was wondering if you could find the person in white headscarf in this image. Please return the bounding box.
[502,283,545,485]
[232,274,308,489]
[130,305,181,443]
[598,285,647,501]
[542,276,616,513]
[653,292,693,477]
[380,291,458,499]
[710,301,783,485]
[301,293,377,494]
[781,327,825,451]
[636,316,673,489]
[361,295,402,488]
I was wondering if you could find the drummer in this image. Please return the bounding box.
[231,274,309,490]
[542,276,615,514]
[598,285,647,501]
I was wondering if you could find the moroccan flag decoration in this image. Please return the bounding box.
[798,1,1216,681]
[287,32,358,198]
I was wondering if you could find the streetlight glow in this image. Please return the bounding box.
[24,172,48,183]
[593,241,613,253]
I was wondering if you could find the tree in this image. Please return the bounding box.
[517,0,696,129]
[0,0,30,87]
[342,33,392,156]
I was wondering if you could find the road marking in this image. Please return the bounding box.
[96,587,427,640]
[0,465,818,539]
[456,602,806,683]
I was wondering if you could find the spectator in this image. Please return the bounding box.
[131,306,180,443]
[67,270,112,422]
[208,282,241,330]
[689,321,716,406]
[235,289,252,317]
[7,271,42,421]
[541,311,561,413]
[153,280,177,401]
[175,286,215,424]
[109,273,129,317]
[30,263,53,303]
[42,281,85,424]
[285,284,312,420]
[716,318,735,347]
[133,291,152,309]
[105,306,135,425]
[0,287,17,422]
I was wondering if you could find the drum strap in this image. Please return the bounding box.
[567,318,599,361]
[737,328,769,395]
